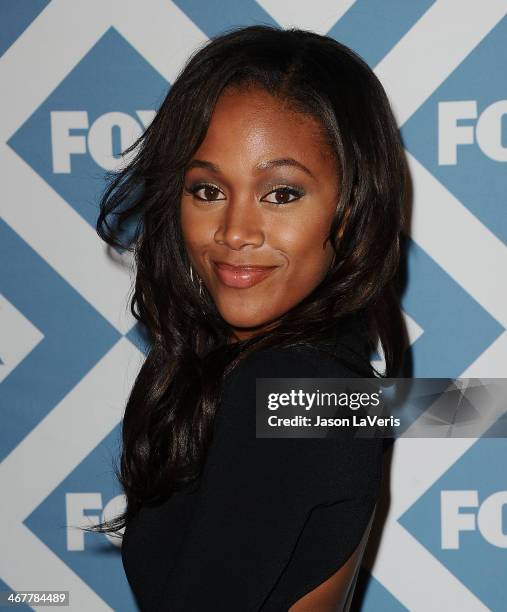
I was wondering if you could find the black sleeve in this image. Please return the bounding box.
[156,345,384,611]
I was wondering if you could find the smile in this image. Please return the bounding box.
[213,261,278,289]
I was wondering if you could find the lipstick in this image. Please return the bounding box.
[213,261,278,289]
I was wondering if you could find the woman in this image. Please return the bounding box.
[89,24,407,611]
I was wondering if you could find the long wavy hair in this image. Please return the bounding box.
[85,24,408,536]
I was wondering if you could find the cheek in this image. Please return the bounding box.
[180,202,194,240]
[281,220,334,281]
[280,246,331,305]
[251,220,333,318]
[180,205,208,257]
[228,233,332,327]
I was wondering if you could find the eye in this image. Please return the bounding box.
[185,183,226,202]
[184,183,305,205]
[261,186,304,206]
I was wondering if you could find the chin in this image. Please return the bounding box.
[223,316,269,331]
[219,307,275,332]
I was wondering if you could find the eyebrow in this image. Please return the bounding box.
[185,157,316,179]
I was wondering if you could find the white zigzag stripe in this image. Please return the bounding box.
[368,0,507,608]
[407,151,507,328]
[0,145,136,335]
[0,0,112,143]
[256,0,358,34]
[0,0,505,608]
[113,0,208,83]
[367,333,507,611]
[0,337,143,610]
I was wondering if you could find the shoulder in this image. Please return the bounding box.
[212,343,384,507]
[225,341,372,389]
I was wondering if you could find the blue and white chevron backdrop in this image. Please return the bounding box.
[1,1,506,610]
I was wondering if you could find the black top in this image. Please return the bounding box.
[121,312,384,611]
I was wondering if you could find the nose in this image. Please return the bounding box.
[213,192,265,250]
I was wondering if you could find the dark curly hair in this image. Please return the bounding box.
[84,24,408,537]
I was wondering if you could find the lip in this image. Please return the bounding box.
[212,261,278,289]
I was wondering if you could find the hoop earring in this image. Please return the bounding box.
[189,263,203,298]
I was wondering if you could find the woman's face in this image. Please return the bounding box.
[180,86,340,342]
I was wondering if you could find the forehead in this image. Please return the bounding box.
[192,86,335,171]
